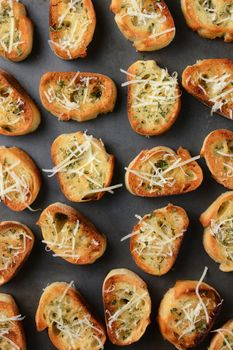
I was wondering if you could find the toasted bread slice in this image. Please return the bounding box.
[36,281,106,350]
[0,146,41,211]
[122,204,189,276]
[0,293,26,349]
[182,59,233,120]
[122,60,181,136]
[201,129,233,189]
[209,319,233,350]
[0,221,34,285]
[181,0,233,42]
[102,268,151,345]
[110,0,175,51]
[49,0,96,60]
[43,131,122,202]
[0,0,33,62]
[200,191,233,272]
[0,70,41,136]
[125,146,203,197]
[158,271,222,349]
[40,72,117,122]
[37,202,106,264]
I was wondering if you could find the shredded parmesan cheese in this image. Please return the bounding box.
[211,328,233,350]
[0,312,25,350]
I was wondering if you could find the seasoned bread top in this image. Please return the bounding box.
[201,129,233,190]
[36,282,106,350]
[182,59,233,120]
[37,202,106,264]
[0,146,41,211]
[0,0,33,61]
[110,0,175,51]
[103,268,151,345]
[40,72,117,122]
[125,146,203,197]
[209,319,233,350]
[0,293,26,350]
[123,60,181,136]
[49,0,96,60]
[181,0,233,42]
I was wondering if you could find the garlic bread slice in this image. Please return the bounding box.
[181,0,233,42]
[102,268,151,345]
[0,0,33,62]
[38,202,106,264]
[0,70,41,136]
[110,0,175,51]
[123,204,189,276]
[0,221,34,286]
[49,0,96,60]
[182,59,233,120]
[209,319,233,350]
[200,191,233,272]
[36,281,106,350]
[158,269,222,350]
[0,293,26,350]
[0,146,41,211]
[122,60,181,136]
[125,146,203,197]
[201,129,233,189]
[40,72,117,122]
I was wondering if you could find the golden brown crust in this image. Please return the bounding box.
[37,202,106,264]
[49,0,96,60]
[110,0,175,51]
[40,72,117,122]
[209,319,233,350]
[201,129,233,189]
[182,59,233,120]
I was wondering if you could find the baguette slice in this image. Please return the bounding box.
[0,70,41,136]
[40,72,117,122]
[37,202,106,264]
[125,146,203,197]
[110,0,175,51]
[209,319,233,350]
[200,191,233,272]
[182,59,233,120]
[102,268,151,345]
[0,293,26,349]
[124,60,181,136]
[0,146,41,211]
[49,0,96,60]
[0,221,34,286]
[43,131,117,202]
[0,0,33,62]
[36,282,106,350]
[181,0,233,42]
[201,129,233,189]
[126,204,189,276]
[158,275,222,350]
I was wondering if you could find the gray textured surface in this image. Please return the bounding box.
[0,0,233,349]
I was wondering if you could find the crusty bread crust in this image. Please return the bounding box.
[0,70,41,136]
[40,72,117,122]
[37,202,106,264]
[125,146,203,197]
[130,204,189,276]
[49,0,96,60]
[36,282,106,350]
[201,129,233,189]
[126,60,181,136]
[103,268,151,345]
[182,59,233,120]
[209,319,233,350]
[110,0,175,51]
[158,280,222,350]
[0,146,41,211]
[0,293,26,350]
[181,0,233,42]
[0,0,33,62]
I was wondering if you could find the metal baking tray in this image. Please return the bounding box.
[0,1,233,349]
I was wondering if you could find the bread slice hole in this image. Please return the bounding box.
[54,212,68,232]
